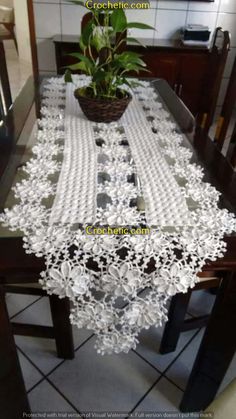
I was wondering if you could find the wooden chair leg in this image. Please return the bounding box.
[49,295,74,359]
[159,291,192,354]
[0,285,30,419]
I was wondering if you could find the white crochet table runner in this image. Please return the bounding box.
[49,82,97,224]
[1,75,236,355]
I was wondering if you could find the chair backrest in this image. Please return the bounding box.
[229,126,236,168]
[213,55,236,168]
[0,5,14,24]
[0,40,12,114]
[197,27,230,133]
[0,0,13,6]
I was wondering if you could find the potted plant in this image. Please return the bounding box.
[65,2,154,123]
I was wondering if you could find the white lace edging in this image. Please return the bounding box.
[1,76,236,355]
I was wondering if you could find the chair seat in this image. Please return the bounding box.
[8,282,41,289]
[0,25,11,37]
[0,6,14,23]
[198,271,216,279]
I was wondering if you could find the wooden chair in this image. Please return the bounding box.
[157,80,236,356]
[159,274,221,354]
[0,53,74,358]
[0,39,12,113]
[197,27,230,133]
[0,285,30,418]
[213,55,236,168]
[154,82,236,411]
[0,56,75,417]
[229,124,236,168]
[0,5,17,51]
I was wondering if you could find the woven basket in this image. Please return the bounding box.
[74,87,132,123]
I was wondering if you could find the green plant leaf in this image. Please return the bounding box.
[114,52,146,69]
[66,62,89,73]
[79,35,86,51]
[126,22,154,30]
[92,69,108,83]
[126,37,147,48]
[81,19,94,46]
[68,52,94,68]
[64,69,73,83]
[115,51,142,61]
[110,9,127,33]
[91,27,108,51]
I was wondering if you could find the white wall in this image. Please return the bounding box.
[14,0,32,64]
[32,0,236,104]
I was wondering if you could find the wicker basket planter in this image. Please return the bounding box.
[74,87,132,123]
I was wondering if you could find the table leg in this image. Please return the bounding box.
[159,291,192,354]
[0,285,30,419]
[180,270,236,412]
[49,295,74,359]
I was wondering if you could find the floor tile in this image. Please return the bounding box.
[28,380,76,413]
[133,377,183,413]
[14,297,93,374]
[18,350,43,391]
[135,319,196,372]
[187,289,216,317]
[49,337,159,414]
[6,293,40,318]
[165,329,204,390]
[218,352,236,394]
[15,335,64,375]
[11,297,53,326]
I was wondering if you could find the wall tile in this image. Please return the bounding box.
[34,3,61,38]
[37,38,57,71]
[125,9,156,38]
[149,0,158,9]
[61,4,85,36]
[217,12,236,47]
[158,1,189,10]
[220,0,236,13]
[33,0,60,3]
[155,9,187,39]
[188,0,220,12]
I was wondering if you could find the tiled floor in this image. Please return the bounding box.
[6,289,236,416]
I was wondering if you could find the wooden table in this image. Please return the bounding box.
[0,77,235,417]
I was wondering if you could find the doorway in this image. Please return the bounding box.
[0,0,38,103]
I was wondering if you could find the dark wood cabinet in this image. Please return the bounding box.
[178,54,208,114]
[138,52,179,86]
[134,49,209,115]
[53,34,228,118]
